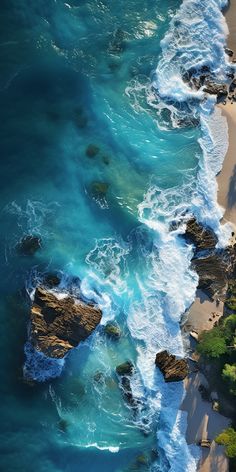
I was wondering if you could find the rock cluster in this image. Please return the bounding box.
[155,350,188,382]
[30,286,102,358]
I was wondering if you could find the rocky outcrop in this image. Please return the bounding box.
[17,235,42,256]
[116,361,134,376]
[192,252,230,299]
[104,322,121,339]
[155,350,188,382]
[30,286,102,358]
[203,82,228,102]
[184,218,217,251]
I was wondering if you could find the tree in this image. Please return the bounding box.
[222,364,236,396]
[215,427,236,458]
[197,327,227,358]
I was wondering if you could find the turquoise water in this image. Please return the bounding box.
[0,1,231,471]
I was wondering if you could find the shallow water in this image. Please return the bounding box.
[0,1,231,471]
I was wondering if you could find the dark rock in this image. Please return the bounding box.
[192,253,229,299]
[90,182,109,199]
[225,47,234,57]
[93,371,105,383]
[16,235,42,256]
[102,155,110,165]
[58,418,69,432]
[109,28,126,54]
[203,82,228,102]
[121,376,137,407]
[86,144,100,158]
[229,79,236,93]
[116,361,134,376]
[104,322,121,339]
[30,286,102,358]
[155,350,188,382]
[44,273,61,288]
[184,218,217,251]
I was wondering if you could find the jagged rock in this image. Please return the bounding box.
[229,79,236,93]
[225,47,234,57]
[16,235,42,256]
[192,253,229,299]
[184,218,217,251]
[155,350,188,382]
[203,82,228,102]
[121,376,137,407]
[86,144,100,158]
[104,322,121,339]
[30,286,102,358]
[116,361,134,376]
[44,273,61,288]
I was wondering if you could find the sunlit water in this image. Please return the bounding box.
[0,1,232,471]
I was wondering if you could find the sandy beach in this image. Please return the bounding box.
[217,1,236,227]
[181,2,236,471]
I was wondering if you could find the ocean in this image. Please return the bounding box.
[0,0,232,471]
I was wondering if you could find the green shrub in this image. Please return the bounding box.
[197,327,227,358]
[215,428,236,458]
[222,364,236,396]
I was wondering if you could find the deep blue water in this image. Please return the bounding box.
[0,1,231,471]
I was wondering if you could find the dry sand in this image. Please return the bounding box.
[217,1,236,227]
[181,4,236,470]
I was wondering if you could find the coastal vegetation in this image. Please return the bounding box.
[215,427,236,458]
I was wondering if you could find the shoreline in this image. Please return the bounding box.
[181,2,236,471]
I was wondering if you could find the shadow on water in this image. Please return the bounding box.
[227,164,236,208]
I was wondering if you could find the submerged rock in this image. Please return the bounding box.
[30,286,102,358]
[104,322,121,339]
[86,144,100,158]
[184,218,217,251]
[90,181,109,200]
[155,350,188,382]
[44,273,61,288]
[109,28,126,54]
[74,107,87,129]
[16,235,42,256]
[116,361,134,376]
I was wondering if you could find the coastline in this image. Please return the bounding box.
[181,2,236,471]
